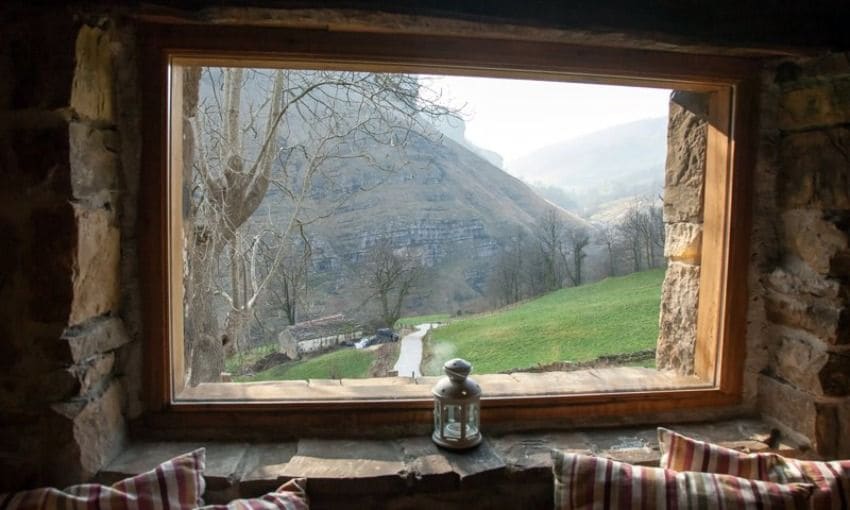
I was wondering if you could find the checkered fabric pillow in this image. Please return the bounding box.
[0,449,206,510]
[198,479,309,510]
[658,427,850,509]
[553,449,814,510]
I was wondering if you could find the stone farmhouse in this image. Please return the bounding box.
[278,314,362,360]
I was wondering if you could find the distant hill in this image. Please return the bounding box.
[509,117,667,214]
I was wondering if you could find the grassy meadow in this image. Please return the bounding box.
[422,268,664,375]
[235,347,377,382]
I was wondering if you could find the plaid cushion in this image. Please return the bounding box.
[0,449,206,510]
[553,450,813,510]
[198,479,308,510]
[658,427,850,509]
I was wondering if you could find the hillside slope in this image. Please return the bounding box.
[422,268,664,374]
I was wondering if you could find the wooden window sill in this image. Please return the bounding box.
[175,367,708,402]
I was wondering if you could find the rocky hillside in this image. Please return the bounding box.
[252,124,585,326]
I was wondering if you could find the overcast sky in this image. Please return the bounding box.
[420,75,671,163]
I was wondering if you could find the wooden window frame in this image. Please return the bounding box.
[138,22,757,436]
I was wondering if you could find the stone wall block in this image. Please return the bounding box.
[771,331,850,396]
[663,222,702,263]
[758,376,817,448]
[60,316,131,364]
[70,122,119,208]
[72,353,115,397]
[759,375,847,457]
[50,381,126,483]
[764,285,849,346]
[115,339,144,420]
[663,99,707,223]
[70,25,114,123]
[766,263,840,301]
[656,262,700,374]
[782,209,849,276]
[26,204,75,323]
[779,76,850,131]
[779,128,850,209]
[69,205,120,326]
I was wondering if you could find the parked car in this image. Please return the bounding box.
[354,329,400,349]
[375,328,400,343]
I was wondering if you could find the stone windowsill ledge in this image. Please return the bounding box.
[97,419,801,506]
[177,367,707,401]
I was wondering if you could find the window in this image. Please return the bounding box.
[140,24,756,434]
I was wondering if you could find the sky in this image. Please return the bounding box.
[420,75,671,164]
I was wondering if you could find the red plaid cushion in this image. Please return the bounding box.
[198,479,308,510]
[553,450,813,510]
[658,427,850,509]
[0,449,206,510]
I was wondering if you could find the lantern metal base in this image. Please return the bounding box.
[431,431,482,450]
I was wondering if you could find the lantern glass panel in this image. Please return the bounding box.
[466,402,479,435]
[442,404,464,440]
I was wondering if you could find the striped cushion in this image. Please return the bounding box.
[553,450,814,510]
[659,427,850,509]
[0,448,206,510]
[198,479,309,510]
[658,427,780,479]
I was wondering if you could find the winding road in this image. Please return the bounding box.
[392,323,436,378]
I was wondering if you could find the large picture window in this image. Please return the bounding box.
[140,24,755,434]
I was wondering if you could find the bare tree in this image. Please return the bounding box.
[596,224,620,277]
[534,209,565,292]
[487,228,527,306]
[560,227,590,286]
[362,238,423,327]
[617,206,645,273]
[648,204,665,268]
[182,67,457,384]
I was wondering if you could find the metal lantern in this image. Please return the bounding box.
[431,358,482,450]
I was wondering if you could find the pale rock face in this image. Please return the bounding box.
[656,262,700,374]
[662,94,707,224]
[656,92,707,375]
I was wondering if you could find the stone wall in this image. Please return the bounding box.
[656,91,708,374]
[0,11,139,489]
[757,52,850,458]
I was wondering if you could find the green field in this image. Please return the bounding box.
[236,348,376,382]
[422,268,664,375]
